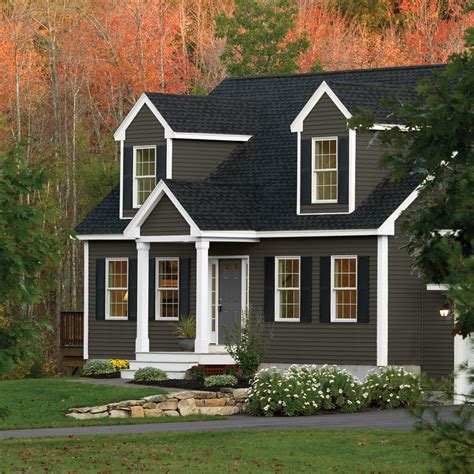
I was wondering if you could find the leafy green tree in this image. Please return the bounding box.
[0,141,60,377]
[215,0,309,76]
[349,29,474,337]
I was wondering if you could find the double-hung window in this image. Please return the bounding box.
[106,258,128,319]
[312,138,337,202]
[275,257,300,321]
[134,146,156,206]
[156,258,179,319]
[331,256,357,321]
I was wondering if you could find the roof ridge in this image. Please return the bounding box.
[219,63,445,82]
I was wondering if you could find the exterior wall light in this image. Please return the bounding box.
[439,299,451,318]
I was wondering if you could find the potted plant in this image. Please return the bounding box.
[175,315,196,351]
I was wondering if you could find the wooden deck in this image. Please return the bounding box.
[60,311,84,373]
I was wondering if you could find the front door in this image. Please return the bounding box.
[218,259,242,344]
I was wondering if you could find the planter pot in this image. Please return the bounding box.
[177,337,195,351]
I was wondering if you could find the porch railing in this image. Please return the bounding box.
[60,311,84,347]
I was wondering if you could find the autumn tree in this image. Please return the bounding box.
[215,0,309,76]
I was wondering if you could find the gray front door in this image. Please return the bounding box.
[218,259,242,344]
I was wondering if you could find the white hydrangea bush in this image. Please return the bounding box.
[365,367,422,409]
[247,365,367,416]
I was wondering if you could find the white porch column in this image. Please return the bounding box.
[195,240,210,353]
[453,334,472,404]
[377,235,389,366]
[83,241,89,360]
[135,241,150,353]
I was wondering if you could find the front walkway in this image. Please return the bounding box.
[0,407,462,440]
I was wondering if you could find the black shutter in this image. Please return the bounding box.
[123,146,133,209]
[300,256,312,322]
[301,138,312,205]
[95,259,105,320]
[319,256,331,323]
[179,257,190,317]
[264,257,275,322]
[156,144,167,181]
[338,136,349,204]
[148,258,156,321]
[357,256,369,323]
[128,258,137,320]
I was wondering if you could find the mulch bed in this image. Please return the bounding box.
[129,378,251,392]
[81,372,121,379]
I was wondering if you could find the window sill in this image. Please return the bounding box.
[155,317,179,322]
[275,318,301,322]
[311,200,338,204]
[105,317,129,321]
[330,319,358,323]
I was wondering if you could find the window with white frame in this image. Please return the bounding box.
[332,256,357,321]
[106,259,128,319]
[313,138,337,202]
[156,258,179,319]
[134,146,156,206]
[275,257,300,320]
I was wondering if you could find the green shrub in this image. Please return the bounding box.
[247,365,367,417]
[133,367,168,382]
[82,359,117,376]
[365,367,422,409]
[204,374,238,387]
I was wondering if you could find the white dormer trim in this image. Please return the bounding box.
[114,93,253,142]
[123,180,201,238]
[114,94,174,141]
[291,81,352,133]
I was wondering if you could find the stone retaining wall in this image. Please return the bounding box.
[66,388,249,419]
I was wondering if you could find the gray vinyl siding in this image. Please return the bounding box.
[387,222,453,376]
[301,93,349,214]
[172,139,239,180]
[211,237,378,365]
[88,241,137,360]
[123,104,166,218]
[149,243,196,352]
[356,132,390,207]
[141,195,190,236]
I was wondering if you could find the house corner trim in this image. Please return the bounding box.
[377,235,389,366]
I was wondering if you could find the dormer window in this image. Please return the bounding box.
[312,138,338,202]
[134,146,156,206]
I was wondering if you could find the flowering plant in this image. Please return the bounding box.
[365,367,422,409]
[108,359,129,370]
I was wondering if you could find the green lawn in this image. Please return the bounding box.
[0,378,222,429]
[0,429,436,472]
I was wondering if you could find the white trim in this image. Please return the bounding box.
[330,255,358,323]
[370,123,409,131]
[83,241,89,359]
[195,240,210,353]
[166,138,173,179]
[378,188,419,235]
[135,242,150,352]
[114,94,174,141]
[377,236,389,366]
[348,129,356,213]
[133,145,157,209]
[291,82,352,133]
[274,256,301,322]
[426,283,449,291]
[453,334,473,404]
[76,234,131,241]
[296,131,301,214]
[119,140,124,219]
[105,257,129,321]
[172,132,252,141]
[209,259,219,344]
[155,257,180,321]
[124,180,200,238]
[311,137,338,204]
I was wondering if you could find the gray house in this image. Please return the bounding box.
[76,64,454,380]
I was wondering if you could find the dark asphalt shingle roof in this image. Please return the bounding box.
[77,64,444,235]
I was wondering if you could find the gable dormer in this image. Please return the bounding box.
[291,81,355,215]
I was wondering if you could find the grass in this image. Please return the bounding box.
[0,429,437,472]
[0,378,223,430]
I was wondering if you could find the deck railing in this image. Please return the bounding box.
[60,311,84,347]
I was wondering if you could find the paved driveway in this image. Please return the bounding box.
[0,407,463,440]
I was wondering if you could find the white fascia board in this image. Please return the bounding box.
[377,187,419,235]
[76,234,129,240]
[426,284,449,291]
[201,229,381,239]
[114,94,174,141]
[171,132,252,142]
[371,123,409,131]
[290,81,352,133]
[123,181,200,238]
